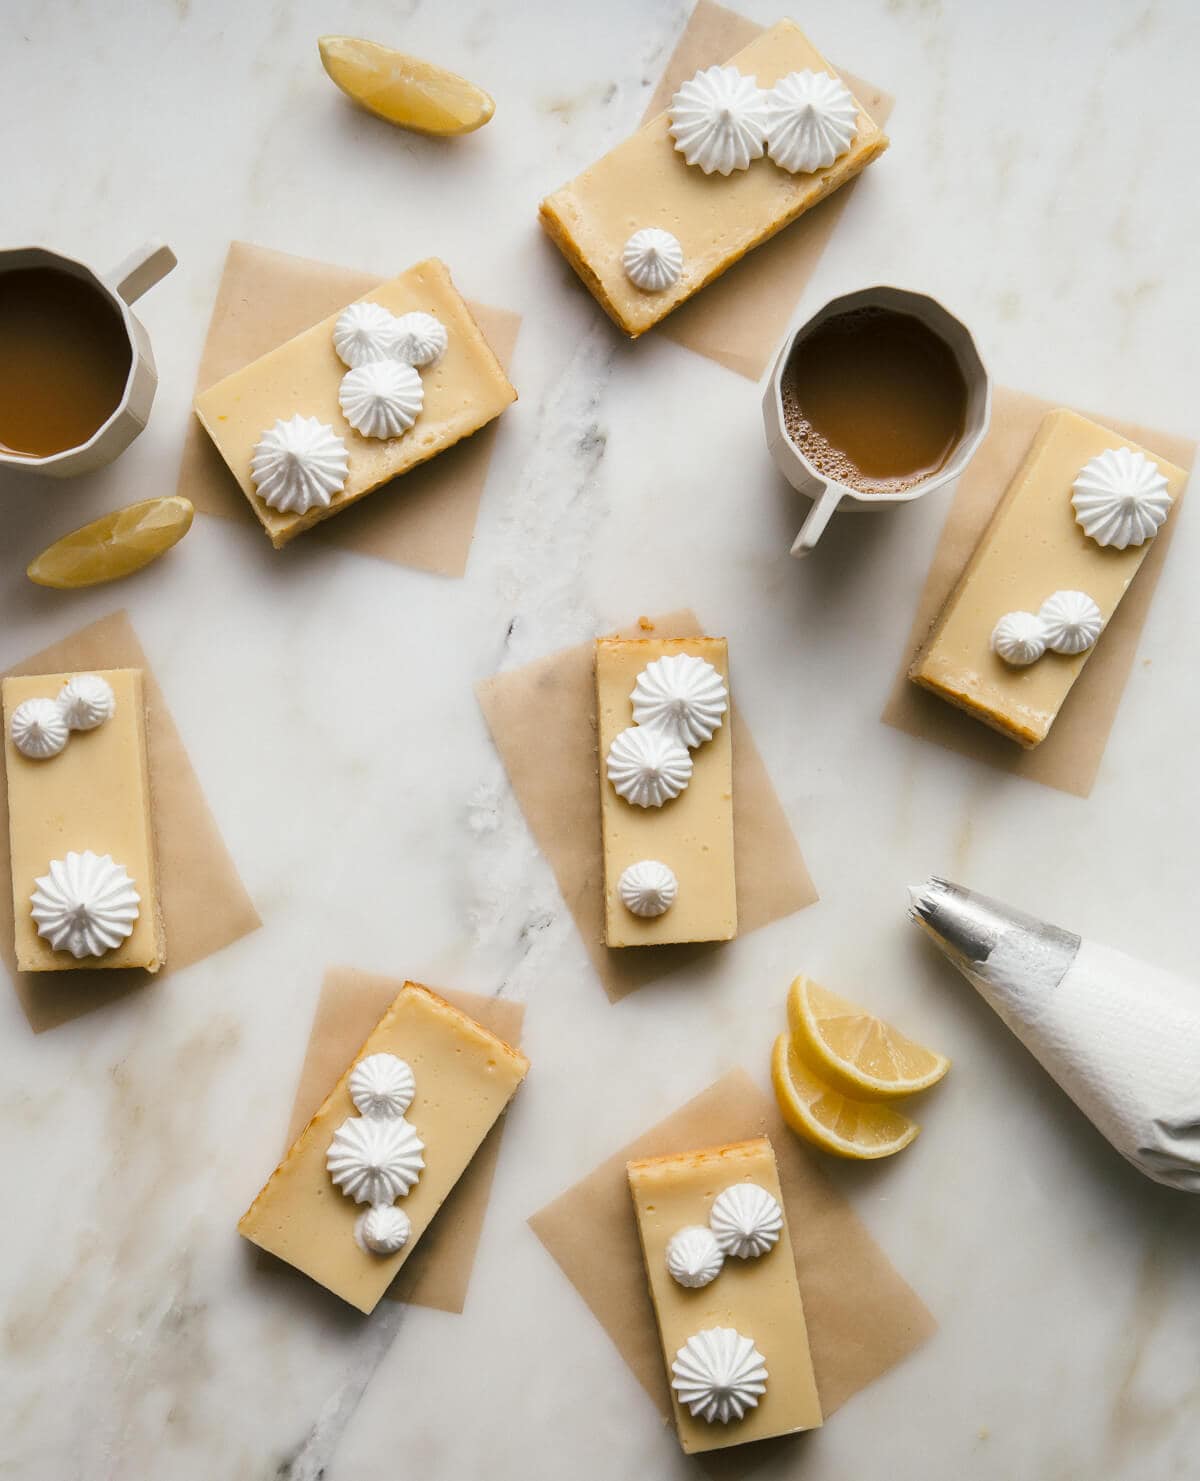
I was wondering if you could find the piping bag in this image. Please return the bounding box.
[909,877,1200,1192]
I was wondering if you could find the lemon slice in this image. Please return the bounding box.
[27,496,194,589]
[771,1034,919,1160]
[786,975,950,1100]
[318,37,495,135]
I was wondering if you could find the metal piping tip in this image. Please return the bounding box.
[907,875,1081,1001]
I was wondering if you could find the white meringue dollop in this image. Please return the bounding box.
[631,654,728,748]
[391,311,448,369]
[349,1054,416,1118]
[355,1203,412,1256]
[668,64,768,175]
[618,860,679,918]
[990,610,1047,667]
[338,360,424,439]
[10,697,69,760]
[606,725,693,808]
[326,1114,425,1205]
[709,1182,783,1259]
[58,673,116,731]
[30,850,140,958]
[671,1327,769,1424]
[251,414,349,514]
[333,301,400,368]
[1038,590,1103,656]
[622,228,684,293]
[1071,446,1173,549]
[665,1226,725,1289]
[763,69,858,174]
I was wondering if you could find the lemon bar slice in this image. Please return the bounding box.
[2,669,164,973]
[539,21,887,338]
[628,1138,821,1454]
[194,258,516,548]
[238,982,529,1314]
[596,636,735,947]
[910,410,1188,746]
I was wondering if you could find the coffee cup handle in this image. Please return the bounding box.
[106,241,177,305]
[790,481,841,557]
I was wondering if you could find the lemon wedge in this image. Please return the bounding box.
[27,496,194,589]
[786,975,950,1100]
[318,36,495,135]
[771,1034,919,1160]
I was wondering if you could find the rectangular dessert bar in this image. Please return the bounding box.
[910,409,1188,746]
[2,668,164,973]
[194,257,516,547]
[238,982,529,1314]
[595,636,735,947]
[539,21,888,337]
[628,1138,821,1454]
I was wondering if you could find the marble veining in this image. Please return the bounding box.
[1,1,1199,1479]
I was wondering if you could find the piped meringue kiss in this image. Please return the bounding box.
[622,229,684,293]
[763,69,858,174]
[338,360,424,439]
[333,301,399,368]
[349,1054,416,1118]
[30,851,140,958]
[250,414,349,514]
[58,673,116,731]
[326,1115,425,1205]
[630,654,728,748]
[709,1182,782,1259]
[668,65,768,175]
[356,1203,412,1256]
[1038,590,1103,655]
[606,725,693,808]
[1071,446,1173,549]
[391,311,448,368]
[9,697,69,760]
[665,1226,725,1289]
[618,860,678,918]
[990,610,1046,667]
[671,1328,769,1424]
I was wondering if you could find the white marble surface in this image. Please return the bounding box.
[2,1,1199,1477]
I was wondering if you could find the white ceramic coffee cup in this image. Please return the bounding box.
[0,240,176,478]
[762,285,991,557]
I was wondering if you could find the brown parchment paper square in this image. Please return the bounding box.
[477,612,817,1002]
[882,388,1196,796]
[278,968,524,1315]
[529,1068,935,1475]
[641,0,894,381]
[0,611,260,1033]
[176,241,521,577]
